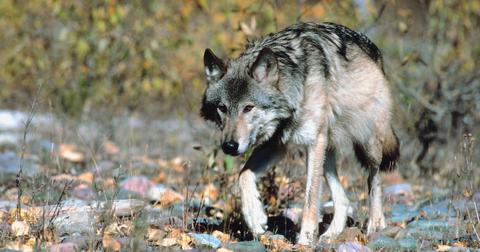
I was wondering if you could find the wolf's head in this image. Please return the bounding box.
[200,47,290,156]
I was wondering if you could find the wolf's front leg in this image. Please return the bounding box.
[298,131,327,246]
[239,140,286,236]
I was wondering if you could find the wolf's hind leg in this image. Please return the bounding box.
[354,135,388,234]
[239,140,285,236]
[367,165,386,234]
[319,148,350,241]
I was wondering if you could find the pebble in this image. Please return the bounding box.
[0,151,40,180]
[398,237,417,250]
[407,219,450,230]
[70,184,96,200]
[338,241,372,252]
[48,242,78,252]
[189,233,222,249]
[223,241,266,252]
[367,234,400,250]
[120,175,155,197]
[389,203,419,223]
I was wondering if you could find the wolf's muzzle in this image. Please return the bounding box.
[222,141,239,156]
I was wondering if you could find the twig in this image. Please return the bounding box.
[15,84,41,221]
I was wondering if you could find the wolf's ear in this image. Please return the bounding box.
[204,48,226,83]
[250,47,278,85]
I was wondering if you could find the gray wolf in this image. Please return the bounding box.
[200,22,399,246]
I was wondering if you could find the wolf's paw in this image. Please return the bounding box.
[242,196,268,236]
[243,205,267,236]
[367,216,386,235]
[297,224,316,246]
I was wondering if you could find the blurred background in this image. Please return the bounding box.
[1,0,478,174]
[0,0,479,250]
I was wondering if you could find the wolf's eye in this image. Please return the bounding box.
[218,105,227,113]
[243,105,255,113]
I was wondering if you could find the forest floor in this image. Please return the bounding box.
[0,109,478,251]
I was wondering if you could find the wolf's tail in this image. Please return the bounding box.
[379,127,400,172]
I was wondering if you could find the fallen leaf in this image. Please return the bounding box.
[216,248,234,252]
[147,227,166,242]
[160,237,177,247]
[203,183,219,202]
[102,236,121,251]
[77,172,94,184]
[59,144,85,162]
[103,141,119,155]
[212,230,230,243]
[49,242,78,252]
[12,220,30,237]
[178,233,193,250]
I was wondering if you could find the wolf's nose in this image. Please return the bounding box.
[222,141,239,156]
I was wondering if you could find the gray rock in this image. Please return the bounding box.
[389,203,419,223]
[144,208,183,229]
[48,242,78,252]
[187,217,221,227]
[0,110,26,130]
[30,139,56,155]
[407,220,450,230]
[0,132,21,146]
[189,233,221,249]
[384,183,413,198]
[381,226,403,238]
[338,242,372,252]
[367,234,400,250]
[224,241,266,252]
[405,227,445,241]
[120,175,155,198]
[421,200,453,217]
[0,201,16,210]
[116,188,143,200]
[53,210,97,236]
[398,237,417,250]
[0,151,40,180]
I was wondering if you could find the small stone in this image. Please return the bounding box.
[407,219,450,230]
[398,237,417,250]
[53,210,96,236]
[30,139,56,155]
[224,241,266,252]
[48,242,78,252]
[147,185,184,205]
[381,226,402,238]
[384,183,413,202]
[0,110,26,130]
[189,233,222,248]
[406,227,445,241]
[70,184,96,200]
[0,151,40,180]
[367,234,400,250]
[389,203,419,223]
[120,175,155,197]
[61,233,88,250]
[0,222,11,236]
[338,241,372,252]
